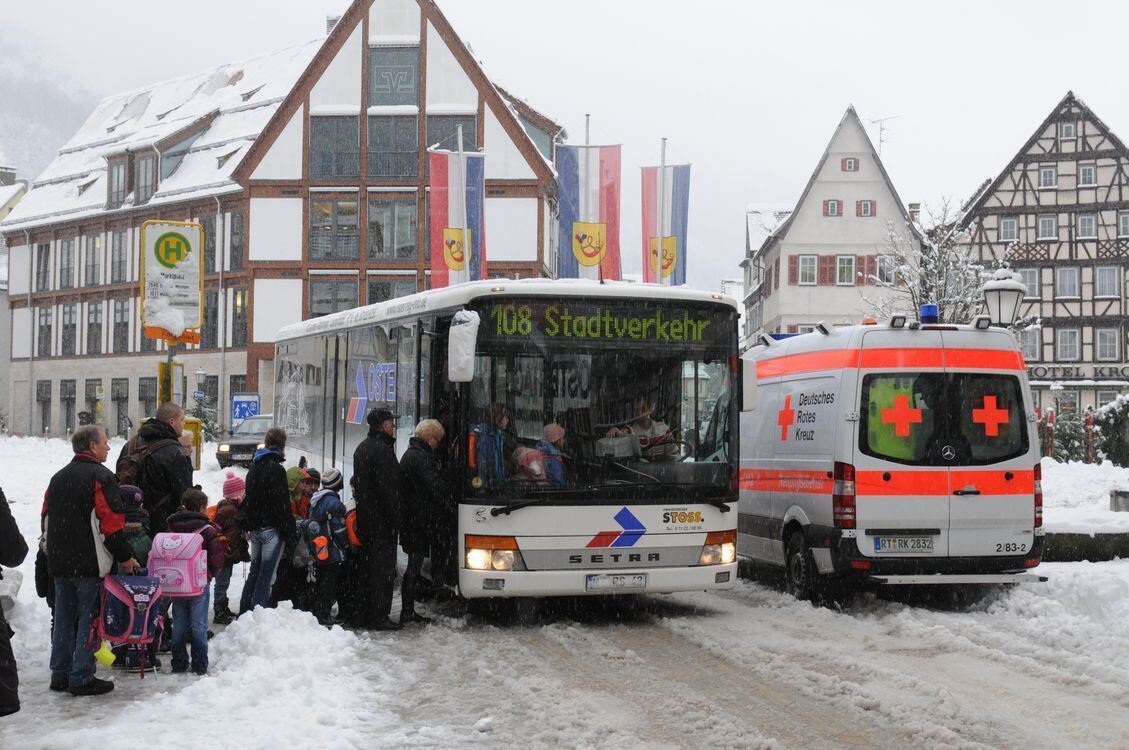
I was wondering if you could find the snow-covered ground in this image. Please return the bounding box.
[1041,456,1129,534]
[2,436,1129,748]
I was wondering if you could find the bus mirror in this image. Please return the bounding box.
[741,359,757,412]
[448,309,481,383]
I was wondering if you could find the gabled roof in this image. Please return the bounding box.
[751,106,922,261]
[0,182,25,214]
[236,0,558,185]
[960,90,1129,223]
[2,39,322,232]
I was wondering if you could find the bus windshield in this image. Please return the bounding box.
[465,297,737,504]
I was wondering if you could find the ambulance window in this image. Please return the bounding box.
[953,375,1028,464]
[859,374,943,465]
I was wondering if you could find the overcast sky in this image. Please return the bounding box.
[9,0,1129,291]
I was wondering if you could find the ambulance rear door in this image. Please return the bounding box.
[855,330,950,558]
[940,331,1037,557]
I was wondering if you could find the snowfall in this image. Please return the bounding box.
[0,437,1128,749]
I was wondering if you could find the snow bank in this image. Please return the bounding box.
[1040,456,1129,534]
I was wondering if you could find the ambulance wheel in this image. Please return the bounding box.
[784,529,818,601]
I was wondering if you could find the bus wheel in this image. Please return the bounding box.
[784,530,817,601]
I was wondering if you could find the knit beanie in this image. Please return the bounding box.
[222,471,246,500]
[321,466,343,490]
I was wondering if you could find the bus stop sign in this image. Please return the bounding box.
[232,392,260,423]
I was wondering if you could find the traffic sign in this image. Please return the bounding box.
[192,390,206,400]
[140,220,203,344]
[232,392,261,423]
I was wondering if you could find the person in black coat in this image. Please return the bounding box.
[0,487,29,716]
[238,427,294,614]
[350,408,402,631]
[398,420,450,625]
[117,402,193,534]
[45,425,140,696]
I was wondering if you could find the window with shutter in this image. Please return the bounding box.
[788,255,798,285]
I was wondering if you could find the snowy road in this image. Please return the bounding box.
[2,436,1129,749]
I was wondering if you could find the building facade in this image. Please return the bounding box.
[1,0,562,436]
[740,107,920,347]
[0,167,27,430]
[962,92,1129,413]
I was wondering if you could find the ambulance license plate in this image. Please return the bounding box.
[586,573,647,591]
[874,536,934,552]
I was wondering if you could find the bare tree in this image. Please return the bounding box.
[863,199,985,324]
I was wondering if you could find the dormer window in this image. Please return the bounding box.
[841,157,858,172]
[135,154,155,204]
[107,161,126,208]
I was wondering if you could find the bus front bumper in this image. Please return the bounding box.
[459,563,737,598]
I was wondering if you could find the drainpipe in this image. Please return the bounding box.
[214,195,225,432]
[23,229,32,435]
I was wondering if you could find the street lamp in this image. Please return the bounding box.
[194,368,206,400]
[982,268,1027,327]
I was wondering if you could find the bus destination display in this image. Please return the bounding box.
[477,298,731,346]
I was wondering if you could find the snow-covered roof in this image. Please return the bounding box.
[743,204,792,264]
[0,182,25,213]
[1,39,322,233]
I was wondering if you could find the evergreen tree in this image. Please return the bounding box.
[1051,409,1087,463]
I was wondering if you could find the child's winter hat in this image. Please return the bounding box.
[222,471,246,500]
[321,467,343,490]
[118,484,144,509]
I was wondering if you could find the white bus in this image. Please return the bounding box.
[274,279,739,598]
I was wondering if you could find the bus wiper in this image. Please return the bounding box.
[490,498,550,516]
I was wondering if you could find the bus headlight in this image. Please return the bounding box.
[465,535,523,572]
[466,548,492,570]
[491,550,515,571]
[700,530,737,566]
[219,444,230,452]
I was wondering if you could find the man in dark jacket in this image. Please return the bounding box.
[45,425,139,696]
[398,419,449,625]
[350,408,402,630]
[118,402,193,534]
[238,427,293,614]
[0,487,29,716]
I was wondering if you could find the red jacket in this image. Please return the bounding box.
[43,453,132,578]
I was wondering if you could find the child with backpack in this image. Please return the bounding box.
[163,488,226,675]
[210,472,248,625]
[112,485,160,672]
[305,468,350,626]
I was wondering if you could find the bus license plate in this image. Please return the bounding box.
[232,453,252,461]
[874,537,934,553]
[586,573,647,592]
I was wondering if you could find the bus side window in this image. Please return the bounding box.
[741,360,757,412]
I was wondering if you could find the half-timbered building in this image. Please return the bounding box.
[962,91,1129,413]
[1,0,562,436]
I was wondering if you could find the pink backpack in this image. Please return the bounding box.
[148,532,208,597]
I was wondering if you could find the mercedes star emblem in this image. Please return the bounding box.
[941,445,957,461]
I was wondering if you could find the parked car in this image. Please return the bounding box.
[216,413,273,468]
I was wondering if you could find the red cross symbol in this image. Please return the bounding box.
[777,394,795,441]
[972,395,1010,437]
[881,395,922,437]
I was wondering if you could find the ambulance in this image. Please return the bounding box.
[738,308,1046,599]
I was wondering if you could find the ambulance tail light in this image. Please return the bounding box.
[833,461,856,529]
[1033,464,1043,528]
[700,530,737,565]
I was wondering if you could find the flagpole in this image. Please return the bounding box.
[657,137,667,285]
[458,124,468,283]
